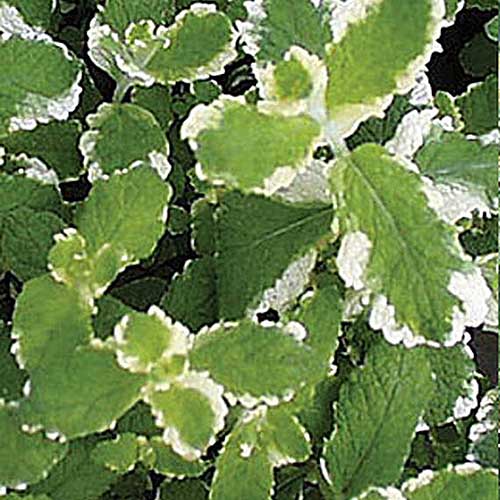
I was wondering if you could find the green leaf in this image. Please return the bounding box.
[459,32,497,78]
[332,144,463,342]
[326,0,443,135]
[456,75,498,135]
[164,193,333,324]
[146,371,228,460]
[403,465,498,500]
[214,192,333,319]
[89,4,236,87]
[486,15,498,41]
[13,276,146,438]
[160,478,209,500]
[144,6,236,84]
[162,257,218,332]
[426,345,476,425]
[150,436,207,478]
[131,84,174,131]
[211,405,311,500]
[31,437,118,500]
[415,132,498,201]
[77,167,170,261]
[0,175,65,281]
[99,0,171,33]
[1,120,83,180]
[1,0,55,30]
[190,320,319,402]
[91,433,141,473]
[183,98,322,191]
[322,342,433,499]
[0,403,67,488]
[469,390,498,468]
[80,103,170,180]
[245,0,332,62]
[0,37,82,137]
[113,306,190,374]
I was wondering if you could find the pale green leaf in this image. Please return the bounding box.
[0,175,65,281]
[415,132,498,201]
[403,466,497,500]
[146,371,228,460]
[13,276,146,438]
[273,55,314,101]
[0,403,67,488]
[4,495,53,500]
[113,306,190,374]
[183,98,322,191]
[190,320,319,401]
[65,167,171,296]
[91,433,141,473]
[150,437,207,478]
[322,342,433,499]
[331,144,463,341]
[456,75,498,135]
[1,120,82,180]
[0,37,81,137]
[80,103,170,180]
[246,0,332,62]
[326,0,443,136]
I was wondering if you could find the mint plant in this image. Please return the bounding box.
[0,1,497,499]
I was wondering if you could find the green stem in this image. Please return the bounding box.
[113,79,132,102]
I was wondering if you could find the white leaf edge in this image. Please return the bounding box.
[6,40,82,133]
[114,306,192,375]
[249,250,318,321]
[402,463,497,497]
